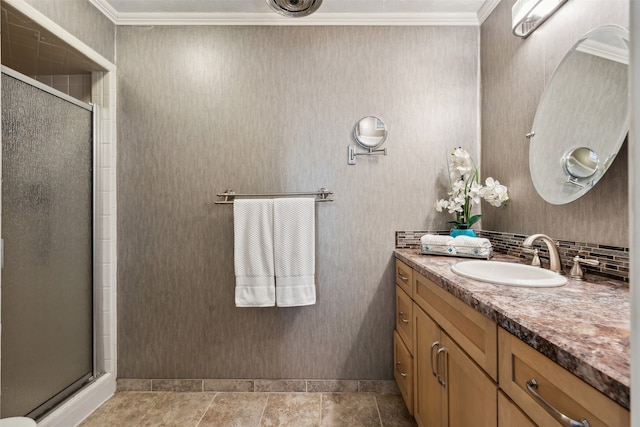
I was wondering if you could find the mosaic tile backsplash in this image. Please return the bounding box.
[396,230,629,283]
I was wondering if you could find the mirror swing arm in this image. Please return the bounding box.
[347,145,387,165]
[348,115,388,165]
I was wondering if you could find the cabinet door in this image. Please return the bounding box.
[498,391,535,427]
[442,332,497,427]
[413,304,444,427]
[413,271,497,380]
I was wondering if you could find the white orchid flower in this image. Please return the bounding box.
[436,147,509,229]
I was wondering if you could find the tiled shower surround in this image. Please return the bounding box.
[396,230,629,283]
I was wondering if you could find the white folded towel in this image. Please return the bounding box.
[274,198,316,307]
[453,235,493,257]
[233,199,276,307]
[420,234,456,255]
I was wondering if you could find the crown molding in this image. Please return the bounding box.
[87,0,119,23]
[476,0,501,24]
[87,1,482,26]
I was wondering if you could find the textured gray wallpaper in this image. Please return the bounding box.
[117,25,478,379]
[481,0,629,247]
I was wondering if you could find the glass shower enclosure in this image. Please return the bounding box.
[1,68,95,419]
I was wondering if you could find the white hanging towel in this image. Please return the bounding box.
[233,199,276,307]
[274,197,316,307]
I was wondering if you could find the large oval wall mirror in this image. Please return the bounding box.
[529,25,629,204]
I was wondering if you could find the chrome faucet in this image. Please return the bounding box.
[522,234,562,273]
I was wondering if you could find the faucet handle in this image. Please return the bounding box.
[569,256,599,280]
[523,248,541,267]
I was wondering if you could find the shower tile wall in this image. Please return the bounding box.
[92,70,118,376]
[117,25,479,380]
[34,75,92,103]
[480,0,629,247]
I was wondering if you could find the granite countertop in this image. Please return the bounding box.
[394,248,630,410]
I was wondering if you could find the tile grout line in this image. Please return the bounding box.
[374,394,384,427]
[257,392,271,426]
[195,392,218,427]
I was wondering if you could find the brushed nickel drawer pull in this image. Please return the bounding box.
[430,341,439,378]
[436,347,447,387]
[396,361,407,377]
[398,312,409,324]
[398,272,409,282]
[526,379,590,427]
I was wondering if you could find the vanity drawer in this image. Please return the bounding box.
[498,328,629,427]
[395,285,413,351]
[395,259,412,296]
[394,330,413,415]
[412,270,497,380]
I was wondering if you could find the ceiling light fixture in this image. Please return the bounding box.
[512,0,569,38]
[265,0,323,18]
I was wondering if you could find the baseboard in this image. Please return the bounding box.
[116,378,399,394]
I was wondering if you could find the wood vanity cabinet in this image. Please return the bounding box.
[498,391,536,427]
[498,327,630,427]
[412,269,498,380]
[412,269,497,427]
[395,258,412,296]
[394,259,414,413]
[394,257,629,427]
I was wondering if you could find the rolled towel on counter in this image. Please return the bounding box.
[420,234,456,255]
[453,235,493,257]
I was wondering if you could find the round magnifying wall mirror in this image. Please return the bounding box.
[354,116,387,150]
[563,147,599,179]
[529,25,629,204]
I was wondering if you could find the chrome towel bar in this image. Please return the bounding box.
[215,188,333,204]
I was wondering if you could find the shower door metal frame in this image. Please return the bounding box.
[1,65,98,419]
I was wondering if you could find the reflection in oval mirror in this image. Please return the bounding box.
[563,147,599,180]
[354,116,387,150]
[529,25,629,204]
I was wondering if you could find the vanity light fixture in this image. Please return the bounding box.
[512,0,569,38]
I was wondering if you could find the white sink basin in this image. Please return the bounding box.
[451,260,567,287]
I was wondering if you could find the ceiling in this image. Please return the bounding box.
[89,0,500,25]
[1,0,500,77]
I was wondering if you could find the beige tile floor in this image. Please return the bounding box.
[79,391,417,427]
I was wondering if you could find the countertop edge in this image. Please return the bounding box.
[394,249,630,410]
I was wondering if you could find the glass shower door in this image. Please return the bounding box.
[1,69,94,418]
